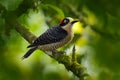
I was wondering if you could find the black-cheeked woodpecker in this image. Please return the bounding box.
[22,17,78,59]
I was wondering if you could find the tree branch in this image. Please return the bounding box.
[15,22,37,43]
[14,21,87,80]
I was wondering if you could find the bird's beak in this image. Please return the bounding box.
[71,20,79,24]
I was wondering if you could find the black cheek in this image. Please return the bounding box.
[60,19,69,26]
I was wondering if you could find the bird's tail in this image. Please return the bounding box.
[21,46,38,60]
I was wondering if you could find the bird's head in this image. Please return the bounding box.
[59,17,79,31]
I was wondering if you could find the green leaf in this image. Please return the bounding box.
[44,4,65,18]
[0,0,23,11]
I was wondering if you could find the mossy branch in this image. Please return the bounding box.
[14,21,87,80]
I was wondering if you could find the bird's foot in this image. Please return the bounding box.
[57,51,65,54]
[52,50,65,57]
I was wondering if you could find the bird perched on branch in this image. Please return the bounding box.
[22,17,78,59]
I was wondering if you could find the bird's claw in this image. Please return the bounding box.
[52,50,65,57]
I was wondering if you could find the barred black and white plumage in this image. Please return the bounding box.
[22,17,78,59]
[27,25,67,47]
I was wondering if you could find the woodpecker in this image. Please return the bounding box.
[22,17,78,59]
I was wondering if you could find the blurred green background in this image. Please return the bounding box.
[0,0,120,80]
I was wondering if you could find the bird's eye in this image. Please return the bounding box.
[63,19,69,23]
[60,18,69,26]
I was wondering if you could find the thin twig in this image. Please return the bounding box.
[72,44,76,62]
